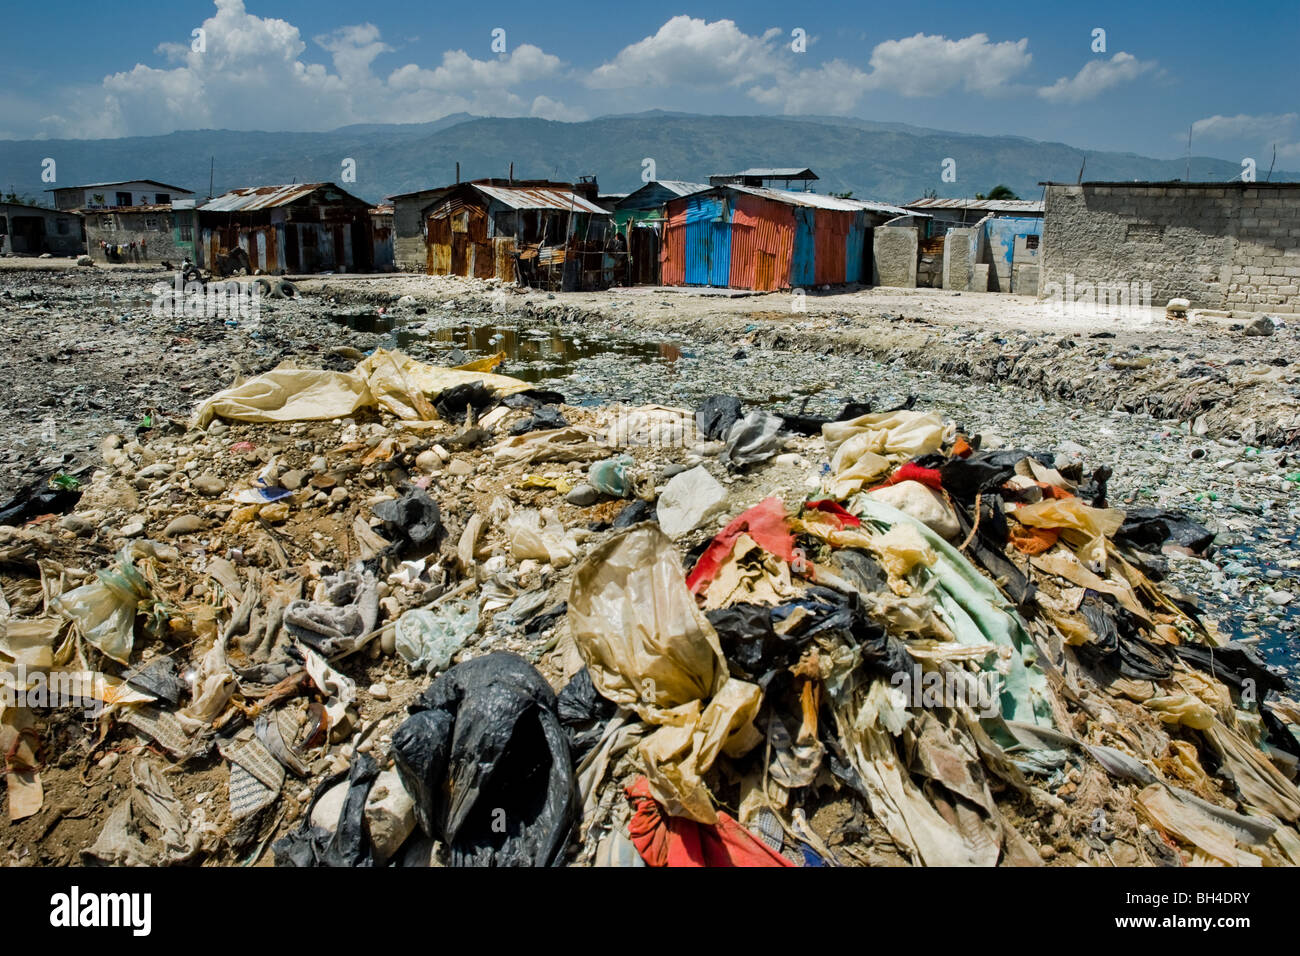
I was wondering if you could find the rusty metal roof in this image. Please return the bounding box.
[903,197,1044,214]
[199,183,367,212]
[471,183,609,215]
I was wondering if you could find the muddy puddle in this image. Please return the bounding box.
[330,312,688,383]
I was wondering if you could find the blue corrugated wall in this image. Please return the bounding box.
[845,212,866,283]
[791,207,815,287]
[684,195,731,286]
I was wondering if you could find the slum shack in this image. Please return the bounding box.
[661,185,911,291]
[612,181,710,286]
[400,179,614,291]
[196,183,379,275]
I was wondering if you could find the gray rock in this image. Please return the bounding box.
[119,520,145,538]
[279,469,307,491]
[163,514,204,537]
[192,474,226,496]
[1244,316,1275,337]
[364,770,417,864]
[566,483,600,506]
[60,514,94,536]
[137,462,174,481]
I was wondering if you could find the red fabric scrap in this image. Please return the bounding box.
[625,777,793,867]
[685,496,794,596]
[868,461,944,493]
[804,499,861,527]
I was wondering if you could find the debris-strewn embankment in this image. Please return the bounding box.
[311,277,1300,449]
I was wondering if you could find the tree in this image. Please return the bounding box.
[974,184,1019,200]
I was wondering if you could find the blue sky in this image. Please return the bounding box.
[3,0,1297,165]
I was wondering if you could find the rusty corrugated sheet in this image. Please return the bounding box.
[660,199,688,286]
[814,208,853,285]
[730,193,795,291]
[471,183,608,215]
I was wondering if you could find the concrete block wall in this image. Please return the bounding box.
[86,212,184,262]
[1041,184,1300,313]
[942,227,975,290]
[873,226,918,288]
[393,196,432,272]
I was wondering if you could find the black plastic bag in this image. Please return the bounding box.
[435,381,497,423]
[695,395,743,441]
[391,652,577,867]
[509,405,569,435]
[556,668,616,761]
[939,449,1054,502]
[1115,507,1215,555]
[707,603,779,676]
[0,475,82,527]
[272,753,380,867]
[1077,591,1171,680]
[372,488,443,555]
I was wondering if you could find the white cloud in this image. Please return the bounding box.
[588,16,783,89]
[747,32,1031,113]
[34,0,567,138]
[594,22,1031,114]
[859,33,1032,97]
[748,60,871,114]
[529,95,586,122]
[1191,112,1298,139]
[1038,52,1155,103]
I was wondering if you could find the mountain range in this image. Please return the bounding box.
[2,111,1293,207]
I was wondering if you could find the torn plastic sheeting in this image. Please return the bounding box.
[193,349,531,427]
[1014,497,1125,540]
[394,599,479,674]
[625,776,793,867]
[567,523,763,822]
[492,426,607,465]
[723,410,785,468]
[51,540,167,665]
[822,410,948,497]
[391,652,577,866]
[853,496,1055,729]
[506,508,580,568]
[686,497,795,597]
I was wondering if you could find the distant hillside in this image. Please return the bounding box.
[2,112,1293,207]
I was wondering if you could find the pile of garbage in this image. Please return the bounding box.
[2,347,1298,867]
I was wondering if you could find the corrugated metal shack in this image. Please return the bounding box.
[369,204,395,270]
[196,183,378,274]
[661,185,911,291]
[417,180,614,291]
[612,181,710,285]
